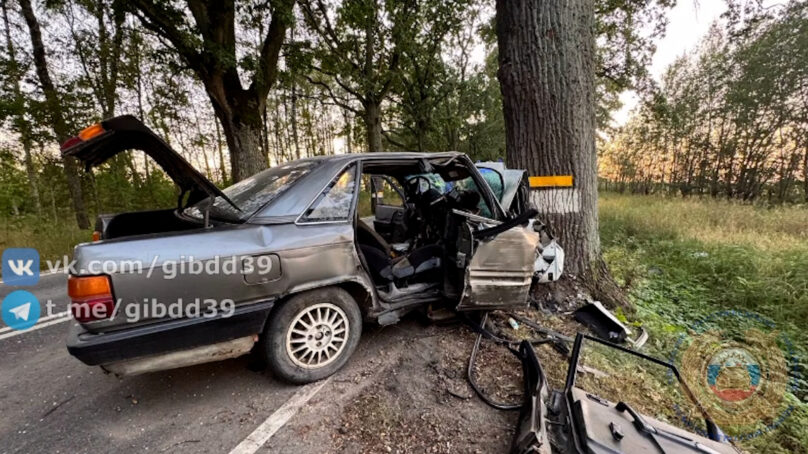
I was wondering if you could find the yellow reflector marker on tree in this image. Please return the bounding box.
[529,175,573,188]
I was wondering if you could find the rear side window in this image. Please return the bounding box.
[300,165,357,222]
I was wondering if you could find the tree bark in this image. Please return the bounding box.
[220,113,267,179]
[19,0,90,229]
[496,0,625,307]
[214,118,228,184]
[3,0,41,215]
[363,100,383,153]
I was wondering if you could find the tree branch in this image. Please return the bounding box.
[381,128,409,149]
[298,0,361,72]
[303,74,361,114]
[249,0,293,99]
[127,0,204,74]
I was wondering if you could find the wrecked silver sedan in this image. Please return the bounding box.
[63,115,563,383]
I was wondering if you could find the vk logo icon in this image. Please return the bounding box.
[2,290,40,330]
[2,248,39,286]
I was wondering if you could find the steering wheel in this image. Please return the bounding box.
[407,175,433,196]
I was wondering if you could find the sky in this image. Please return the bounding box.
[611,0,731,126]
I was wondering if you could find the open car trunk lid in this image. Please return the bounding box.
[61,115,230,206]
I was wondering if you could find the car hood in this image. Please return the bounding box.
[475,161,526,210]
[62,115,230,206]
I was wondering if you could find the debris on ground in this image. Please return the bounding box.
[273,285,654,453]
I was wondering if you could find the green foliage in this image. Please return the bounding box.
[600,192,808,453]
[601,1,808,203]
[0,214,90,266]
[595,0,676,128]
[386,14,508,161]
[0,148,28,214]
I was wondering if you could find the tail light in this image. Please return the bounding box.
[78,123,105,141]
[68,275,116,323]
[60,122,107,151]
[92,231,101,242]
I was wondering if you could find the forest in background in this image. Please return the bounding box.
[600,1,808,203]
[0,0,510,226]
[0,0,804,235]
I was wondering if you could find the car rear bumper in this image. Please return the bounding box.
[66,300,275,366]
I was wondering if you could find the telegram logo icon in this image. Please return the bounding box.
[1,290,41,331]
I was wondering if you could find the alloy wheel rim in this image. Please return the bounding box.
[285,303,349,369]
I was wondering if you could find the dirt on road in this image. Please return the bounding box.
[267,308,581,454]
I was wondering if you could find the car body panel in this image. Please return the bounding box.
[511,335,737,454]
[67,301,275,366]
[74,222,372,332]
[369,175,408,241]
[458,220,541,311]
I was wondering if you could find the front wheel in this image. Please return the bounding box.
[263,287,362,384]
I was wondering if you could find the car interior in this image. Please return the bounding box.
[354,159,499,306]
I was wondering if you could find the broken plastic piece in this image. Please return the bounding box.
[627,327,649,349]
[573,301,630,343]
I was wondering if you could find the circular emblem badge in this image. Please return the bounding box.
[706,347,760,402]
[670,310,801,441]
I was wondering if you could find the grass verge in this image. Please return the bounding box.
[0,216,92,270]
[600,193,808,453]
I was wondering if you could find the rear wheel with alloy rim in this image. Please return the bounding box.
[264,288,362,384]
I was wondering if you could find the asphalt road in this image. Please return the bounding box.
[0,273,404,453]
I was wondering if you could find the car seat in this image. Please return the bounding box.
[356,220,442,285]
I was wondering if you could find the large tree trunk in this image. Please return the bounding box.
[226,119,266,180]
[496,0,625,307]
[19,0,90,229]
[210,96,268,181]
[21,136,42,215]
[363,100,383,153]
[3,0,41,215]
[129,0,292,182]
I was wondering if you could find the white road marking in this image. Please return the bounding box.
[229,378,331,454]
[0,311,70,334]
[0,316,72,341]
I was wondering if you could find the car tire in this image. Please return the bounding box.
[263,287,362,384]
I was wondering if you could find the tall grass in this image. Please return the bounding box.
[600,193,808,453]
[0,216,92,268]
[600,193,808,341]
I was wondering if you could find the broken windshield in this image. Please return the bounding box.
[184,160,317,222]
